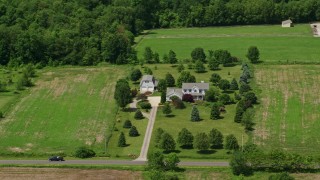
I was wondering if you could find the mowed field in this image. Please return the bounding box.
[136,24,320,62]
[254,65,320,154]
[0,66,128,156]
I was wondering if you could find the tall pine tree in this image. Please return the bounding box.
[191,105,200,121]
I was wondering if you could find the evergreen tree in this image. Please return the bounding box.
[163,54,169,63]
[134,110,144,119]
[194,132,210,151]
[208,57,220,70]
[153,52,160,63]
[130,69,142,82]
[123,120,132,128]
[114,79,132,110]
[209,128,223,149]
[230,78,239,90]
[162,103,172,116]
[161,91,166,104]
[177,71,196,87]
[190,105,200,121]
[165,73,175,87]
[194,60,206,73]
[218,79,230,92]
[210,103,220,120]
[118,132,126,147]
[239,83,251,94]
[129,126,139,137]
[164,153,180,171]
[191,47,206,63]
[147,151,165,170]
[144,47,153,64]
[155,128,165,145]
[210,73,221,86]
[177,63,185,72]
[159,133,176,152]
[0,111,3,118]
[246,46,260,64]
[157,79,167,92]
[177,128,194,147]
[225,134,239,150]
[168,50,177,64]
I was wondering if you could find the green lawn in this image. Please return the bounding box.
[136,24,320,63]
[106,109,148,159]
[0,66,129,156]
[254,65,320,155]
[139,64,247,159]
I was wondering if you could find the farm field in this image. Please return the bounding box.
[136,24,320,63]
[0,66,130,156]
[254,65,320,154]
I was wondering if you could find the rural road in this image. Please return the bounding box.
[0,160,229,167]
[135,96,160,161]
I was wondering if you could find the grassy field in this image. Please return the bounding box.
[254,65,320,154]
[136,24,320,63]
[0,66,130,156]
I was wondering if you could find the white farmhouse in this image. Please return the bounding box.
[140,75,158,93]
[166,81,209,101]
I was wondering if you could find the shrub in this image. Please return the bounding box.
[131,88,138,97]
[171,96,185,109]
[136,93,147,100]
[219,94,232,105]
[75,147,96,158]
[182,94,194,103]
[268,172,294,180]
[123,120,132,128]
[134,110,144,119]
[129,126,139,137]
[139,102,152,109]
[0,111,3,118]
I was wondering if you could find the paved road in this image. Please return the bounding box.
[0,160,229,167]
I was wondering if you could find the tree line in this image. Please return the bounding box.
[0,0,319,67]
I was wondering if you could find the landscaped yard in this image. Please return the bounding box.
[136,24,320,63]
[254,65,320,155]
[0,66,129,156]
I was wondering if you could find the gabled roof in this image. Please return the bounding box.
[141,75,154,82]
[182,82,209,90]
[140,75,155,86]
[282,19,292,24]
[166,88,183,98]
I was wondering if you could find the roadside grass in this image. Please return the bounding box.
[0,66,128,156]
[135,24,320,63]
[254,65,320,155]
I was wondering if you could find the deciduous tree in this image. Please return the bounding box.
[194,132,210,151]
[177,128,194,148]
[225,134,239,150]
[209,128,223,149]
[246,46,260,64]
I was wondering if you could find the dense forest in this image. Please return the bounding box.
[0,0,319,66]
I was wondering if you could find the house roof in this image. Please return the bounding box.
[140,75,155,86]
[141,75,154,82]
[166,88,183,98]
[282,19,292,24]
[182,82,209,90]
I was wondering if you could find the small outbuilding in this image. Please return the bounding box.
[282,19,293,27]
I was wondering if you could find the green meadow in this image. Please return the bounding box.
[136,24,320,63]
[0,66,129,156]
[254,65,320,155]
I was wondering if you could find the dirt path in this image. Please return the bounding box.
[0,167,142,180]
